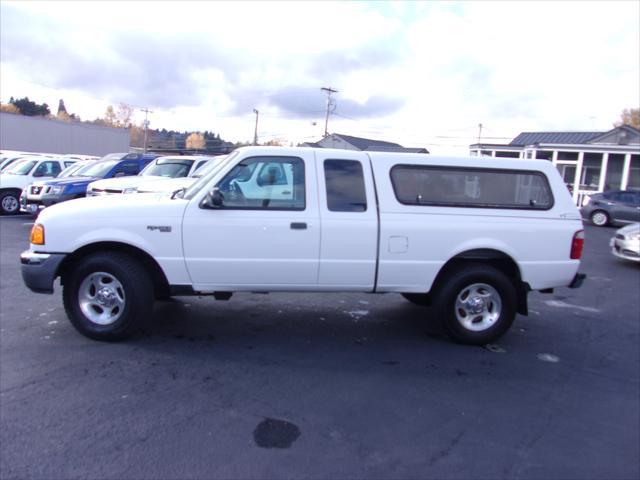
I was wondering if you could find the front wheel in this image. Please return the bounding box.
[0,191,20,215]
[433,265,517,345]
[63,252,154,341]
[590,210,609,227]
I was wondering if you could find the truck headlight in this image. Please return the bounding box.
[30,223,45,245]
[50,186,64,195]
[123,187,138,194]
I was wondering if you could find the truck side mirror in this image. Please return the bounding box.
[201,187,224,209]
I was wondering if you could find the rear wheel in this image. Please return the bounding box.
[0,191,20,215]
[62,252,154,341]
[590,210,610,227]
[433,265,517,345]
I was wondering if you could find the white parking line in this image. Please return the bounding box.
[544,299,601,313]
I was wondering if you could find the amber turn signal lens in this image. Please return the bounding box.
[30,224,45,245]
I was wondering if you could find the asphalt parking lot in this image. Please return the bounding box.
[1,215,638,480]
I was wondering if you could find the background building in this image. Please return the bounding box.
[470,125,640,205]
[0,112,130,156]
[305,133,429,154]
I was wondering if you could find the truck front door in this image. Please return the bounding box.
[182,152,320,290]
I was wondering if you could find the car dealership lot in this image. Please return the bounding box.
[1,216,638,479]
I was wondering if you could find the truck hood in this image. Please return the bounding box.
[0,173,31,189]
[38,191,188,223]
[136,177,198,193]
[89,175,165,192]
[617,223,640,237]
[45,176,99,187]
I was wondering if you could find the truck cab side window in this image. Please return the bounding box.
[214,156,305,210]
[33,161,62,177]
[113,162,139,177]
[324,159,367,212]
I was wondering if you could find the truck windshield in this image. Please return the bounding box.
[183,151,238,200]
[141,158,194,178]
[59,161,92,178]
[78,160,120,178]
[4,159,38,175]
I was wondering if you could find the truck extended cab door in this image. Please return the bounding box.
[315,151,378,290]
[182,151,320,290]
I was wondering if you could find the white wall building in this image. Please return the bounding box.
[470,125,640,205]
[0,112,130,156]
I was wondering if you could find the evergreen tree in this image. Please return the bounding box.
[9,96,50,116]
[57,99,67,115]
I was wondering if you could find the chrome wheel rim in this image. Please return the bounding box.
[78,272,125,325]
[592,212,607,226]
[2,195,19,213]
[455,283,502,332]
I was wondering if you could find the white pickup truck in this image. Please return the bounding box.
[21,146,585,344]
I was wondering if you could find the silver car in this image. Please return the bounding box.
[610,223,640,263]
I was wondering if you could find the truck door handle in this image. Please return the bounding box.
[290,222,307,230]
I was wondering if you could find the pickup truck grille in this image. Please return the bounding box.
[89,189,123,196]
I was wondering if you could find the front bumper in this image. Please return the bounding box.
[610,237,640,263]
[41,193,76,207]
[20,250,67,294]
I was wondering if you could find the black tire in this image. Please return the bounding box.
[433,264,517,345]
[0,191,20,215]
[62,252,154,341]
[401,293,431,306]
[590,210,610,227]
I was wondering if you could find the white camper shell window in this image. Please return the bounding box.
[390,165,554,210]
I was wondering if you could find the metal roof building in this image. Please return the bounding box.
[304,133,429,154]
[470,125,640,205]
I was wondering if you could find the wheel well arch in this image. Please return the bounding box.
[0,188,22,195]
[432,248,529,315]
[57,241,170,297]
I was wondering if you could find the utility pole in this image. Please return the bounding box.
[253,109,259,145]
[477,123,483,145]
[141,108,153,153]
[321,87,338,138]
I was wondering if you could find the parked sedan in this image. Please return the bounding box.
[581,190,640,227]
[610,223,640,263]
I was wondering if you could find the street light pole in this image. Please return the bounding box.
[321,87,338,138]
[141,108,153,153]
[253,109,259,145]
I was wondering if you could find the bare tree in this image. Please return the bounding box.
[186,132,206,150]
[614,108,640,129]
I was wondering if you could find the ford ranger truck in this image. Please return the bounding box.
[21,146,585,345]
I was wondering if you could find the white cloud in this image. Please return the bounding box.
[1,0,638,155]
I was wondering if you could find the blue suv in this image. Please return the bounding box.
[41,153,159,207]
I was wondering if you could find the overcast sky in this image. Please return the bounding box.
[1,1,638,154]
